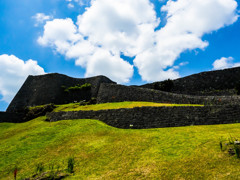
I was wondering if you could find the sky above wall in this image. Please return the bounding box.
[0,0,240,111]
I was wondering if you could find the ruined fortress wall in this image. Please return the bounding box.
[0,112,24,123]
[97,83,240,105]
[141,67,240,95]
[7,73,115,113]
[46,105,240,129]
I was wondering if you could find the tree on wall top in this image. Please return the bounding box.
[154,79,174,92]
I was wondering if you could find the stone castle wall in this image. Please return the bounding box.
[97,83,240,105]
[46,105,240,129]
[141,67,240,95]
[7,73,115,113]
[0,112,24,123]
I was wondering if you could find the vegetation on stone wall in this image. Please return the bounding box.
[235,81,240,95]
[62,83,91,93]
[153,79,174,92]
[23,103,56,121]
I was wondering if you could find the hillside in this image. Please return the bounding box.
[1,115,240,179]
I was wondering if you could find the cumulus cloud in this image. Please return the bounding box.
[134,0,238,81]
[0,55,45,103]
[38,18,81,54]
[38,0,239,82]
[32,13,52,27]
[212,57,240,70]
[85,49,134,83]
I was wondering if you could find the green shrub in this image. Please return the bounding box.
[63,83,91,93]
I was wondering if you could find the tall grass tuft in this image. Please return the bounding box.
[13,166,18,180]
[36,163,44,174]
[67,157,75,173]
[234,145,240,158]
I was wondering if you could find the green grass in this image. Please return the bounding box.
[53,101,203,112]
[1,116,240,179]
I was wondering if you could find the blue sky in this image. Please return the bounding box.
[0,0,240,111]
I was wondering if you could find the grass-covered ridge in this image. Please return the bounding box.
[53,101,203,112]
[1,117,240,179]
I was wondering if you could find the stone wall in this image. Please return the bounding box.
[97,83,240,105]
[7,73,116,113]
[0,112,24,123]
[141,67,240,95]
[46,105,240,129]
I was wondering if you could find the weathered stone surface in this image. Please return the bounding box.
[46,105,240,129]
[7,73,116,113]
[0,112,24,123]
[141,67,240,95]
[97,83,240,105]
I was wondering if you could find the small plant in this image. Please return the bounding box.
[13,166,18,180]
[49,163,54,172]
[36,163,44,174]
[88,97,97,105]
[67,157,75,173]
[220,135,240,158]
[235,81,240,95]
[219,140,223,151]
[234,144,240,158]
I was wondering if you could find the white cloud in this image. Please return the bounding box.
[212,57,240,70]
[77,0,159,56]
[68,3,74,8]
[38,0,239,83]
[32,13,52,27]
[85,49,133,83]
[0,55,45,103]
[38,18,81,54]
[76,0,91,6]
[134,0,238,81]
[66,0,91,7]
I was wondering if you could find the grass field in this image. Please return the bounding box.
[1,115,240,179]
[53,101,203,112]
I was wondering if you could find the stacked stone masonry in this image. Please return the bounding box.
[141,66,240,95]
[97,83,240,105]
[46,105,240,129]
[0,112,24,123]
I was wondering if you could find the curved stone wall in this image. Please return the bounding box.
[7,73,116,113]
[97,83,240,105]
[46,105,240,129]
[141,67,240,95]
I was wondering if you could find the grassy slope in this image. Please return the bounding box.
[1,116,240,179]
[53,101,203,112]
